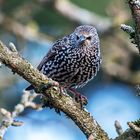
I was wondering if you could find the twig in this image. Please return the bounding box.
[128,122,140,133]
[9,42,18,53]
[127,0,140,53]
[115,120,123,136]
[135,84,140,96]
[121,24,135,36]
[0,90,42,139]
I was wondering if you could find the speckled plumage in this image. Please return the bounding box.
[26,25,101,91]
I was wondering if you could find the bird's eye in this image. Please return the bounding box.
[76,36,79,40]
[86,36,91,40]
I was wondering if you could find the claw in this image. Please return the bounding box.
[68,87,88,107]
[38,80,59,92]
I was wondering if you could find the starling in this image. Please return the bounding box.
[26,25,101,104]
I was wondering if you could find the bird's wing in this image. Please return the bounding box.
[37,37,69,71]
[37,49,56,71]
[26,39,65,91]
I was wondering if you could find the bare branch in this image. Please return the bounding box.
[9,42,18,53]
[121,24,135,36]
[0,90,42,139]
[115,120,123,136]
[127,0,140,53]
[128,122,140,133]
[135,84,140,96]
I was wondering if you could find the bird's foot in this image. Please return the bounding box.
[68,88,88,107]
[59,86,67,94]
[38,80,59,92]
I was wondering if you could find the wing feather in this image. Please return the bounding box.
[37,38,66,71]
[37,35,71,71]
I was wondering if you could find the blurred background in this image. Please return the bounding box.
[0,0,140,139]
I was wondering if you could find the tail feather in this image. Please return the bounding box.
[25,85,34,91]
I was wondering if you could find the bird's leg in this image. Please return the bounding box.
[59,86,67,94]
[67,87,88,107]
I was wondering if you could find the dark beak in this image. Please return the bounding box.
[79,35,86,44]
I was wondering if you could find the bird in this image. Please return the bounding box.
[26,25,101,105]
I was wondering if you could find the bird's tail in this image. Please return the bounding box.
[25,85,34,91]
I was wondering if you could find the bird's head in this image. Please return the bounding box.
[71,25,100,48]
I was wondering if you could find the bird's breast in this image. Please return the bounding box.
[42,47,101,88]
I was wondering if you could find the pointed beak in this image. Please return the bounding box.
[79,35,86,44]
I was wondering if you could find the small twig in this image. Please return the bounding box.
[120,24,137,45]
[0,108,13,139]
[0,90,42,139]
[135,84,140,96]
[114,120,123,135]
[128,122,140,133]
[9,42,18,53]
[127,0,140,53]
[12,120,24,127]
[121,24,135,35]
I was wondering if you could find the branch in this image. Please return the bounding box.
[128,122,140,133]
[114,120,123,136]
[129,0,140,52]
[114,120,140,140]
[123,0,140,53]
[114,1,140,139]
[0,41,109,140]
[0,90,42,140]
